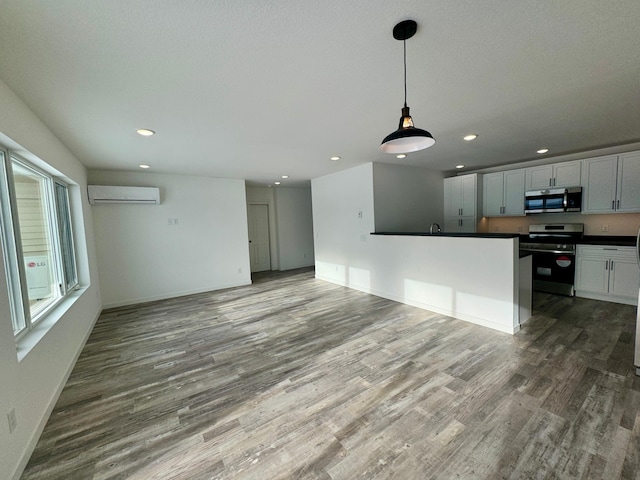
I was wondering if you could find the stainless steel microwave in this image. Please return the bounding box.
[524,187,582,214]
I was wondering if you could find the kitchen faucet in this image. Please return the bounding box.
[429,223,441,234]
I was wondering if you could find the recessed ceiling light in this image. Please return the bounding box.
[456,164,465,169]
[396,154,407,159]
[139,164,150,169]
[537,148,549,154]
[463,134,478,141]
[281,175,289,179]
[136,129,155,136]
[274,181,281,185]
[330,156,341,161]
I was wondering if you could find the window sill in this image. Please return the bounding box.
[16,286,89,362]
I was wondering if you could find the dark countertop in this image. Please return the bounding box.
[519,234,636,246]
[372,232,520,239]
[373,232,636,245]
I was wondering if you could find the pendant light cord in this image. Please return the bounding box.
[403,39,407,108]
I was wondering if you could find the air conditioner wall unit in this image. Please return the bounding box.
[87,185,161,205]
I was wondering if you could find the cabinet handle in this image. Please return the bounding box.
[612,200,615,210]
[460,208,463,216]
[549,178,552,187]
[617,200,620,210]
[611,261,614,271]
[605,260,609,270]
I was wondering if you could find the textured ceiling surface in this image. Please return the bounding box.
[0,1,639,186]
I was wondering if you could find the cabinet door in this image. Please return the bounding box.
[483,173,504,216]
[503,169,525,215]
[459,217,476,233]
[460,175,476,217]
[525,165,553,190]
[609,259,640,300]
[617,151,640,212]
[575,256,609,294]
[582,155,618,213]
[444,217,460,232]
[553,160,581,188]
[444,177,460,217]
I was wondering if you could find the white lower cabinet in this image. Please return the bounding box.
[575,245,639,305]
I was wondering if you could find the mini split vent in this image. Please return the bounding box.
[87,185,161,205]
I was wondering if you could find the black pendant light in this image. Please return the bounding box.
[380,20,435,154]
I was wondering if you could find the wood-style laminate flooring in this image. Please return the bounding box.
[22,268,640,479]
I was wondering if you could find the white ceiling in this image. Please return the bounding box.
[0,1,639,187]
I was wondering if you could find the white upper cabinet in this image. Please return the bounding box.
[444,174,480,232]
[582,152,640,213]
[617,151,640,212]
[483,169,525,217]
[444,174,478,218]
[525,160,582,190]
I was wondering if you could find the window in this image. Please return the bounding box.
[0,148,78,337]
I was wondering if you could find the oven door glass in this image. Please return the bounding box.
[531,251,575,285]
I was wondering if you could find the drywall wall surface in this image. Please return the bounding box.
[311,163,375,288]
[372,163,444,232]
[274,187,314,270]
[0,79,102,480]
[88,170,251,307]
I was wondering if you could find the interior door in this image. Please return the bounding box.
[247,204,271,272]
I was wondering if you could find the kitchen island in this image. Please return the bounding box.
[316,231,530,334]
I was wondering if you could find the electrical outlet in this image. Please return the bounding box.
[358,211,363,219]
[7,408,16,434]
[602,225,609,232]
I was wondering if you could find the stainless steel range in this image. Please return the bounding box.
[520,223,584,296]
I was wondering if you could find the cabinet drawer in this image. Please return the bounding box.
[577,245,635,259]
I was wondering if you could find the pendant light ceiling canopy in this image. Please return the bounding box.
[380,20,435,154]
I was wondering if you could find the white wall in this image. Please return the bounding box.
[0,79,102,480]
[312,163,375,283]
[373,163,444,232]
[88,170,251,308]
[312,163,520,334]
[274,187,315,270]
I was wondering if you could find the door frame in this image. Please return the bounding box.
[247,201,279,271]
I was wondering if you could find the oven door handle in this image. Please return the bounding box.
[520,248,574,254]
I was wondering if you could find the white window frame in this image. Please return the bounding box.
[0,147,79,339]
